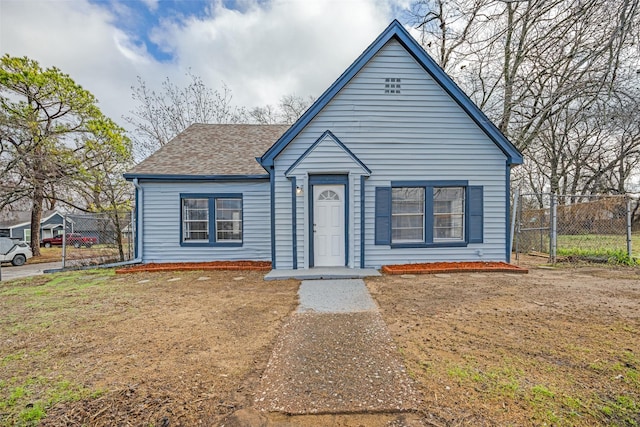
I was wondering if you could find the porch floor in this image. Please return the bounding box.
[264,267,381,281]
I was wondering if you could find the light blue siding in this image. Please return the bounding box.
[273,39,509,268]
[280,134,369,269]
[140,181,271,263]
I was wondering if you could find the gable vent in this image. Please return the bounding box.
[384,77,401,94]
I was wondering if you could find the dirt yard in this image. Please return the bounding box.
[368,257,640,426]
[1,259,639,426]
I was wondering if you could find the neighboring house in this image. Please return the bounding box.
[124,20,523,269]
[65,213,133,245]
[0,210,66,242]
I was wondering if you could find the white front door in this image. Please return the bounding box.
[313,184,345,267]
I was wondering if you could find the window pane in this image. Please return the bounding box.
[433,187,464,241]
[215,198,242,242]
[182,198,209,241]
[392,187,424,243]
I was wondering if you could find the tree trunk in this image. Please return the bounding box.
[113,210,125,262]
[30,183,44,257]
[499,2,515,135]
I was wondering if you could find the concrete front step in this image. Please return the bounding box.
[264,267,380,281]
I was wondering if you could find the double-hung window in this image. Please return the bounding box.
[391,187,425,243]
[433,187,465,241]
[375,182,483,247]
[181,194,243,246]
[214,198,242,243]
[182,198,209,242]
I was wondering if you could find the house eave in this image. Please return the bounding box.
[284,130,372,177]
[123,173,270,182]
[0,210,64,230]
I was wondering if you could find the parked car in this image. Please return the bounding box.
[0,237,33,266]
[41,233,97,248]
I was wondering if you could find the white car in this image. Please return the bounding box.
[0,237,33,266]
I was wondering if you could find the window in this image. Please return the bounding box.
[215,198,242,242]
[182,198,209,242]
[375,182,483,247]
[181,194,242,246]
[433,187,465,241]
[318,190,339,200]
[392,187,424,242]
[24,228,31,243]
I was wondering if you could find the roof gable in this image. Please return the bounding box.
[0,210,64,229]
[285,130,371,176]
[259,20,523,168]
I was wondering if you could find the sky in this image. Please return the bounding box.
[0,0,414,131]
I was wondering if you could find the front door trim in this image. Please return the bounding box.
[308,174,349,267]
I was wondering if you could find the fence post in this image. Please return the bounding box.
[62,214,67,269]
[627,197,633,260]
[130,209,135,260]
[516,193,522,260]
[550,193,557,263]
[511,188,520,260]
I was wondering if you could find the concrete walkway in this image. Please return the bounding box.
[254,279,420,415]
[297,279,378,313]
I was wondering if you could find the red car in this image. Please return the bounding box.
[41,233,97,248]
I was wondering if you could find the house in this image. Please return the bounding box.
[124,20,523,270]
[0,210,66,241]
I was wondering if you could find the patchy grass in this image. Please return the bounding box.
[0,270,116,425]
[3,262,639,426]
[557,247,638,265]
[0,376,97,426]
[520,233,640,264]
[0,269,299,426]
[556,233,640,263]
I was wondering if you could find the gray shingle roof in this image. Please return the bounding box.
[126,124,289,177]
[0,210,60,229]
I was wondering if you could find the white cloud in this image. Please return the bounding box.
[157,0,397,107]
[140,0,159,12]
[0,0,407,129]
[0,0,151,127]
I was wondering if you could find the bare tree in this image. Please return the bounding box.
[250,94,315,125]
[73,125,134,261]
[407,0,487,72]
[409,0,640,195]
[125,72,249,158]
[127,73,315,159]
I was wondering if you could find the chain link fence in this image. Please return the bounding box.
[514,193,633,263]
[60,211,135,268]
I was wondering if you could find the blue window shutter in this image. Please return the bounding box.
[375,187,391,245]
[468,186,483,243]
